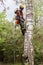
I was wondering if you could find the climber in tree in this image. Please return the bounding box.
[15,4,26,35]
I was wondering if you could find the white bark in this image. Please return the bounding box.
[24,0,34,65]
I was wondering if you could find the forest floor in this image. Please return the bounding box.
[0,62,43,65]
[0,62,21,65]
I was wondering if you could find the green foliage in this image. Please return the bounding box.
[33,1,43,64]
[14,25,24,62]
[0,12,24,63]
[0,12,15,63]
[33,0,43,25]
[32,26,43,65]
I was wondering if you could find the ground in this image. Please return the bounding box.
[0,62,43,65]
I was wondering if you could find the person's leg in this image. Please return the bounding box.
[20,22,26,35]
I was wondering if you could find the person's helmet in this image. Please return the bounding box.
[20,4,24,9]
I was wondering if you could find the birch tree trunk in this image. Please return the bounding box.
[24,0,34,65]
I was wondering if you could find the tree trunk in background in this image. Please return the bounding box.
[24,0,34,65]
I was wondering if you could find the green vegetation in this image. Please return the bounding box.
[32,26,43,65]
[0,12,14,63]
[32,0,43,65]
[0,12,24,63]
[0,63,21,65]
